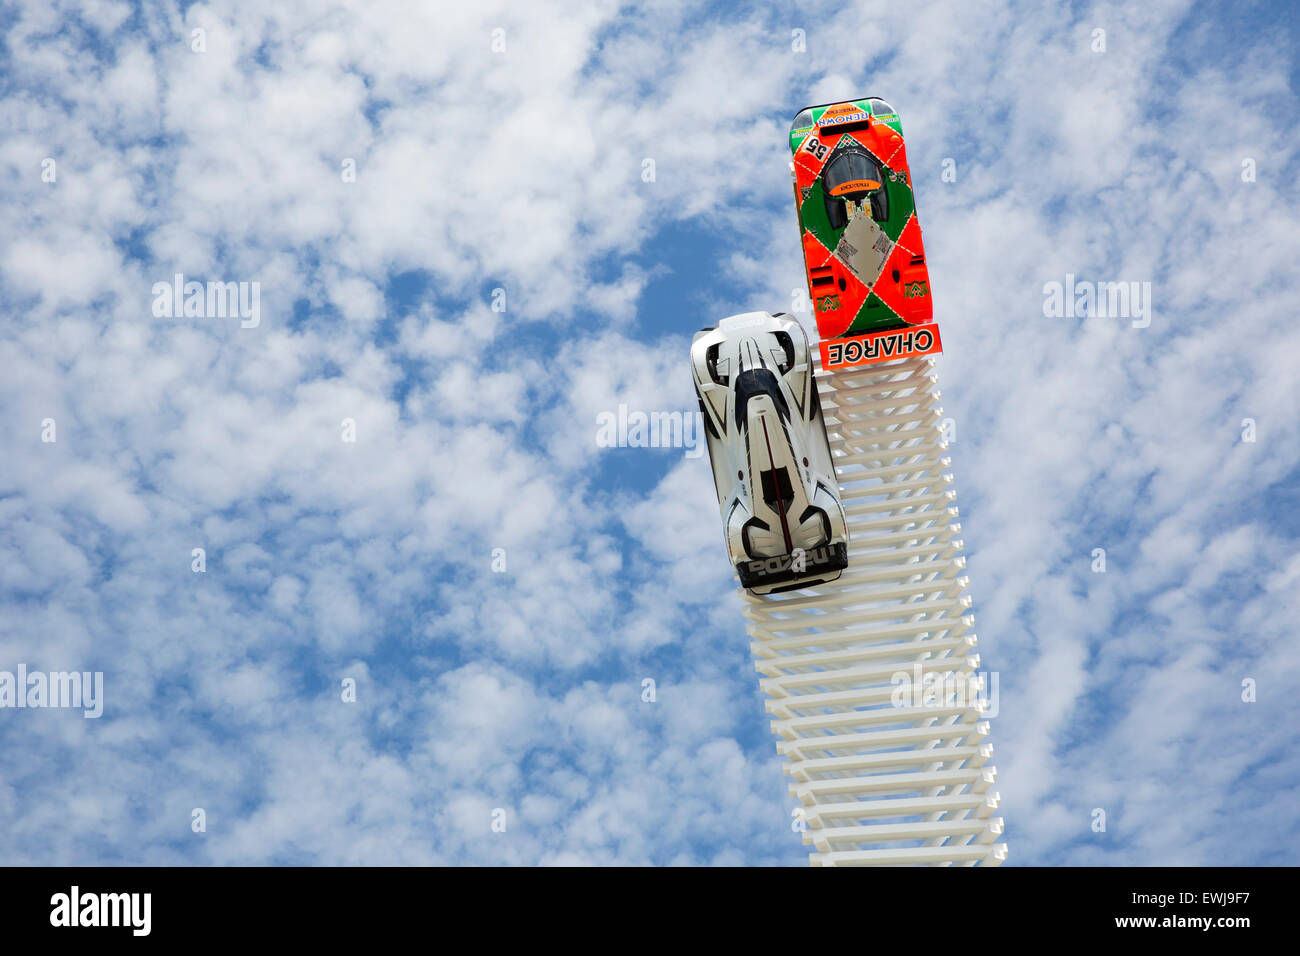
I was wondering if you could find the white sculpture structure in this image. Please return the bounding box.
[744,355,1007,866]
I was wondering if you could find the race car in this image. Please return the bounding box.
[788,97,942,371]
[691,312,849,594]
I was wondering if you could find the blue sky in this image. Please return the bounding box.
[1,0,1298,865]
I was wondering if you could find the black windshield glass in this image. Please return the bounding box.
[734,369,791,432]
[822,146,889,227]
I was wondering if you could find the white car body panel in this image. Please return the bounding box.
[691,312,849,594]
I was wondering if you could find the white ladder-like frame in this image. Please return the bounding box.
[743,355,1007,866]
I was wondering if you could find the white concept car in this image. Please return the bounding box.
[691,312,849,594]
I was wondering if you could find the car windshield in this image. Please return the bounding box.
[821,147,889,225]
[733,368,791,432]
[824,149,882,194]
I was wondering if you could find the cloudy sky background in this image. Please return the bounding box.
[1,0,1297,865]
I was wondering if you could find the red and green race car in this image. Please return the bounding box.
[789,98,942,370]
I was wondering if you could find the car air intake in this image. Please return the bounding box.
[760,468,795,508]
